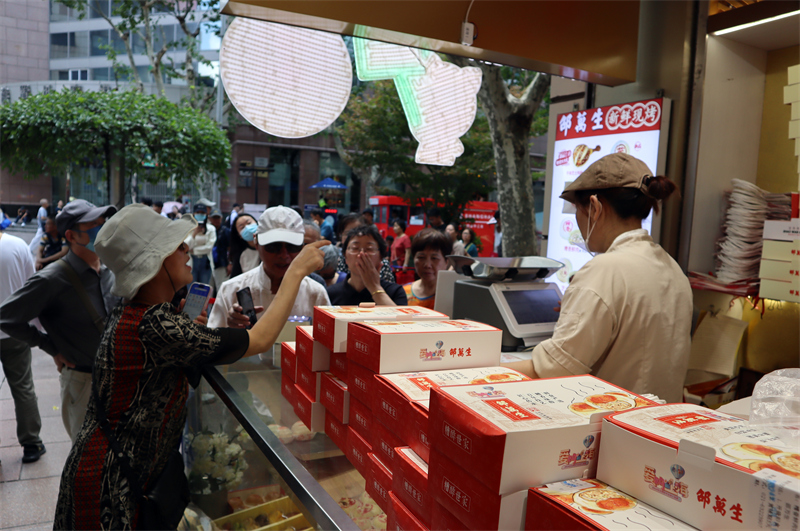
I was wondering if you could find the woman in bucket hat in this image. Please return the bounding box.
[54,204,326,530]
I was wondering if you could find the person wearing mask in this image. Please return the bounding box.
[445,223,466,256]
[460,228,480,257]
[53,204,326,530]
[35,216,68,270]
[209,210,230,295]
[0,222,45,463]
[210,206,330,329]
[403,229,452,309]
[390,219,411,268]
[502,154,691,403]
[326,225,407,306]
[426,207,446,233]
[230,213,260,277]
[185,204,217,285]
[0,200,118,442]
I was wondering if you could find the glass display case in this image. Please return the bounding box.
[185,350,382,531]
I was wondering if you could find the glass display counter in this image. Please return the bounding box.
[185,350,380,531]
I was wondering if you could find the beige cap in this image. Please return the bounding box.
[560,153,654,204]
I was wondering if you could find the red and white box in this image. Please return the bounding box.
[431,502,468,531]
[293,384,325,433]
[280,341,297,381]
[372,419,404,468]
[390,492,430,531]
[375,367,531,462]
[349,396,372,442]
[429,450,529,531]
[313,306,447,353]
[347,320,502,374]
[296,358,322,402]
[324,411,347,450]
[526,478,697,531]
[348,361,377,409]
[320,372,349,424]
[368,452,393,514]
[597,403,800,530]
[346,426,372,478]
[430,375,654,495]
[394,447,433,527]
[295,325,331,371]
[330,351,348,381]
[280,372,295,404]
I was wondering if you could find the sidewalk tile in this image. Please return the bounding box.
[0,445,22,483]
[0,475,60,528]
[20,441,70,481]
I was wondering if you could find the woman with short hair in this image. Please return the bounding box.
[404,229,452,309]
[460,227,479,257]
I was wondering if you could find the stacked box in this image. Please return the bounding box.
[324,411,347,449]
[526,478,698,530]
[431,501,468,531]
[293,384,325,432]
[295,325,331,371]
[330,351,348,381]
[346,426,372,478]
[368,452,393,514]
[320,372,349,424]
[375,367,530,463]
[597,403,800,530]
[313,305,448,353]
[289,325,330,435]
[280,341,297,381]
[390,492,429,531]
[296,358,322,401]
[372,419,405,469]
[428,376,655,530]
[394,447,433,527]
[759,228,800,303]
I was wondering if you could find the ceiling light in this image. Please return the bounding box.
[712,10,800,35]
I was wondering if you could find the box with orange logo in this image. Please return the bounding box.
[312,306,447,353]
[597,403,800,530]
[347,320,502,374]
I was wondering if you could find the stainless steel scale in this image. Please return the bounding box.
[435,256,565,351]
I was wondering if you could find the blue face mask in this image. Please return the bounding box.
[77,224,102,253]
[241,223,258,242]
[195,214,207,223]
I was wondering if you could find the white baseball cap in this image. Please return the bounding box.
[257,206,304,246]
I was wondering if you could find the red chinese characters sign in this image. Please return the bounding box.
[555,99,664,142]
[484,399,539,422]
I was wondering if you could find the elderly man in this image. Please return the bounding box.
[209,206,330,328]
[0,200,118,442]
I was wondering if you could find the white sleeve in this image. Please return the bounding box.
[192,224,216,255]
[531,286,617,378]
[208,281,232,328]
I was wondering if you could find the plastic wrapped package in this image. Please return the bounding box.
[749,368,800,443]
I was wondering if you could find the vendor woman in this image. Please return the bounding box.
[506,153,692,403]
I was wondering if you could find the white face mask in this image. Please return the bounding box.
[575,199,601,257]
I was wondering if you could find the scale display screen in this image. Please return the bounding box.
[501,289,562,325]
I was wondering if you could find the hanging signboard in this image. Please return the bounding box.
[545,98,671,292]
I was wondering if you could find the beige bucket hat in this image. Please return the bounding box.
[560,153,654,204]
[95,203,197,299]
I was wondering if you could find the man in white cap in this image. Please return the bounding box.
[209,206,331,328]
[0,199,118,442]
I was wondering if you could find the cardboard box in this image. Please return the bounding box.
[597,403,800,530]
[760,258,800,283]
[324,410,347,450]
[349,396,373,442]
[313,305,447,353]
[346,426,372,478]
[527,479,698,530]
[293,384,325,433]
[762,239,800,262]
[390,492,430,531]
[429,450,528,531]
[348,361,377,409]
[330,351,348,381]
[280,372,295,404]
[280,341,297,381]
[320,372,350,424]
[295,325,331,372]
[431,502,468,531]
[368,452,393,514]
[394,447,433,527]
[763,219,800,241]
[296,358,322,402]
[759,278,800,303]
[430,375,654,495]
[375,367,531,462]
[372,418,405,468]
[347,320,502,374]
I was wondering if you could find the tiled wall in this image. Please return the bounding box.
[0,0,49,84]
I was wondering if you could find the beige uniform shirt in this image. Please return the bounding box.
[531,229,692,403]
[208,265,331,328]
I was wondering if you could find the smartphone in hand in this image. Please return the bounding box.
[184,283,212,321]
[236,287,258,328]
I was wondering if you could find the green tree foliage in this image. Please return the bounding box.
[336,81,494,225]
[0,89,231,208]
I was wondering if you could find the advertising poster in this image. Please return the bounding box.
[546,98,671,292]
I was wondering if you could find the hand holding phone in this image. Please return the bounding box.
[236,287,258,328]
[183,283,212,322]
